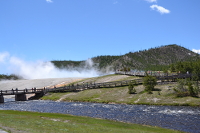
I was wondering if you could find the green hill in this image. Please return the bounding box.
[52,44,200,71]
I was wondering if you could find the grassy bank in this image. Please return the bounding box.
[42,83,200,106]
[0,110,183,133]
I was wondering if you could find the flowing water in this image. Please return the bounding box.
[0,99,200,133]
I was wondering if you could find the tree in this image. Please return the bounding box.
[169,64,176,72]
[173,79,198,97]
[128,81,137,94]
[192,62,200,81]
[143,75,157,94]
[187,82,196,97]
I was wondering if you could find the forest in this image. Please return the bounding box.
[52,44,200,71]
[169,60,200,80]
[0,74,21,80]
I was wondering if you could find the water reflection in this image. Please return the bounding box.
[0,99,200,133]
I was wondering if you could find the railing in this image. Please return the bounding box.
[0,79,142,96]
[46,79,143,93]
[115,71,192,80]
[0,72,193,96]
[0,88,45,96]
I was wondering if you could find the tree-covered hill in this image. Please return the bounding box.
[113,44,200,71]
[52,44,200,71]
[51,60,83,69]
[0,74,22,80]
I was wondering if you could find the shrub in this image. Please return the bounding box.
[173,79,198,97]
[128,81,137,94]
[143,75,157,94]
[187,82,196,97]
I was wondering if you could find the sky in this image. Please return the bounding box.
[0,0,200,77]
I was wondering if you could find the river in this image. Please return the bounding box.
[0,99,200,133]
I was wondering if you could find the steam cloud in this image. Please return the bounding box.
[0,52,101,79]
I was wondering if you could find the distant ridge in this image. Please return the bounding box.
[52,44,200,71]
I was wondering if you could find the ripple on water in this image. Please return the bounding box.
[158,109,200,115]
[0,99,200,133]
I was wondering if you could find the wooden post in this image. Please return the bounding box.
[15,94,27,101]
[0,95,4,103]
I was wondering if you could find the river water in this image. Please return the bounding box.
[0,99,200,133]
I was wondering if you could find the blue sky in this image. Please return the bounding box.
[0,0,200,76]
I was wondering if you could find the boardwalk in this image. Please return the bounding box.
[0,88,45,103]
[115,71,192,81]
[0,79,142,103]
[0,88,44,96]
[0,72,193,103]
[49,79,143,93]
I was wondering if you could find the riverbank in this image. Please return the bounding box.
[41,74,200,106]
[0,75,199,133]
[0,110,183,133]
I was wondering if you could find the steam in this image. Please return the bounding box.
[0,52,101,79]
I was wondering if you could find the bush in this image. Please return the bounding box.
[128,81,137,94]
[187,82,196,97]
[173,79,198,97]
[143,75,157,94]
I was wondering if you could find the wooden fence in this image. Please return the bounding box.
[115,71,192,81]
[47,79,143,93]
[0,72,193,96]
[0,88,44,96]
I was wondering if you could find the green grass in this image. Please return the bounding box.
[0,110,184,133]
[42,83,200,106]
[41,75,200,106]
[42,92,65,101]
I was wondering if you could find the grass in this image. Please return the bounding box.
[0,110,184,133]
[42,83,200,106]
[42,92,65,101]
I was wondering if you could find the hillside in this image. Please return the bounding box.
[52,44,200,71]
[113,44,200,70]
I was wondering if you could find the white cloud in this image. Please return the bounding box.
[145,0,157,3]
[46,0,53,3]
[192,49,200,54]
[150,4,170,14]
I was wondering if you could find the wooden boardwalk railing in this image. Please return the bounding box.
[47,79,143,93]
[0,88,45,103]
[1,72,192,96]
[0,79,142,98]
[115,71,192,81]
[0,88,45,96]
